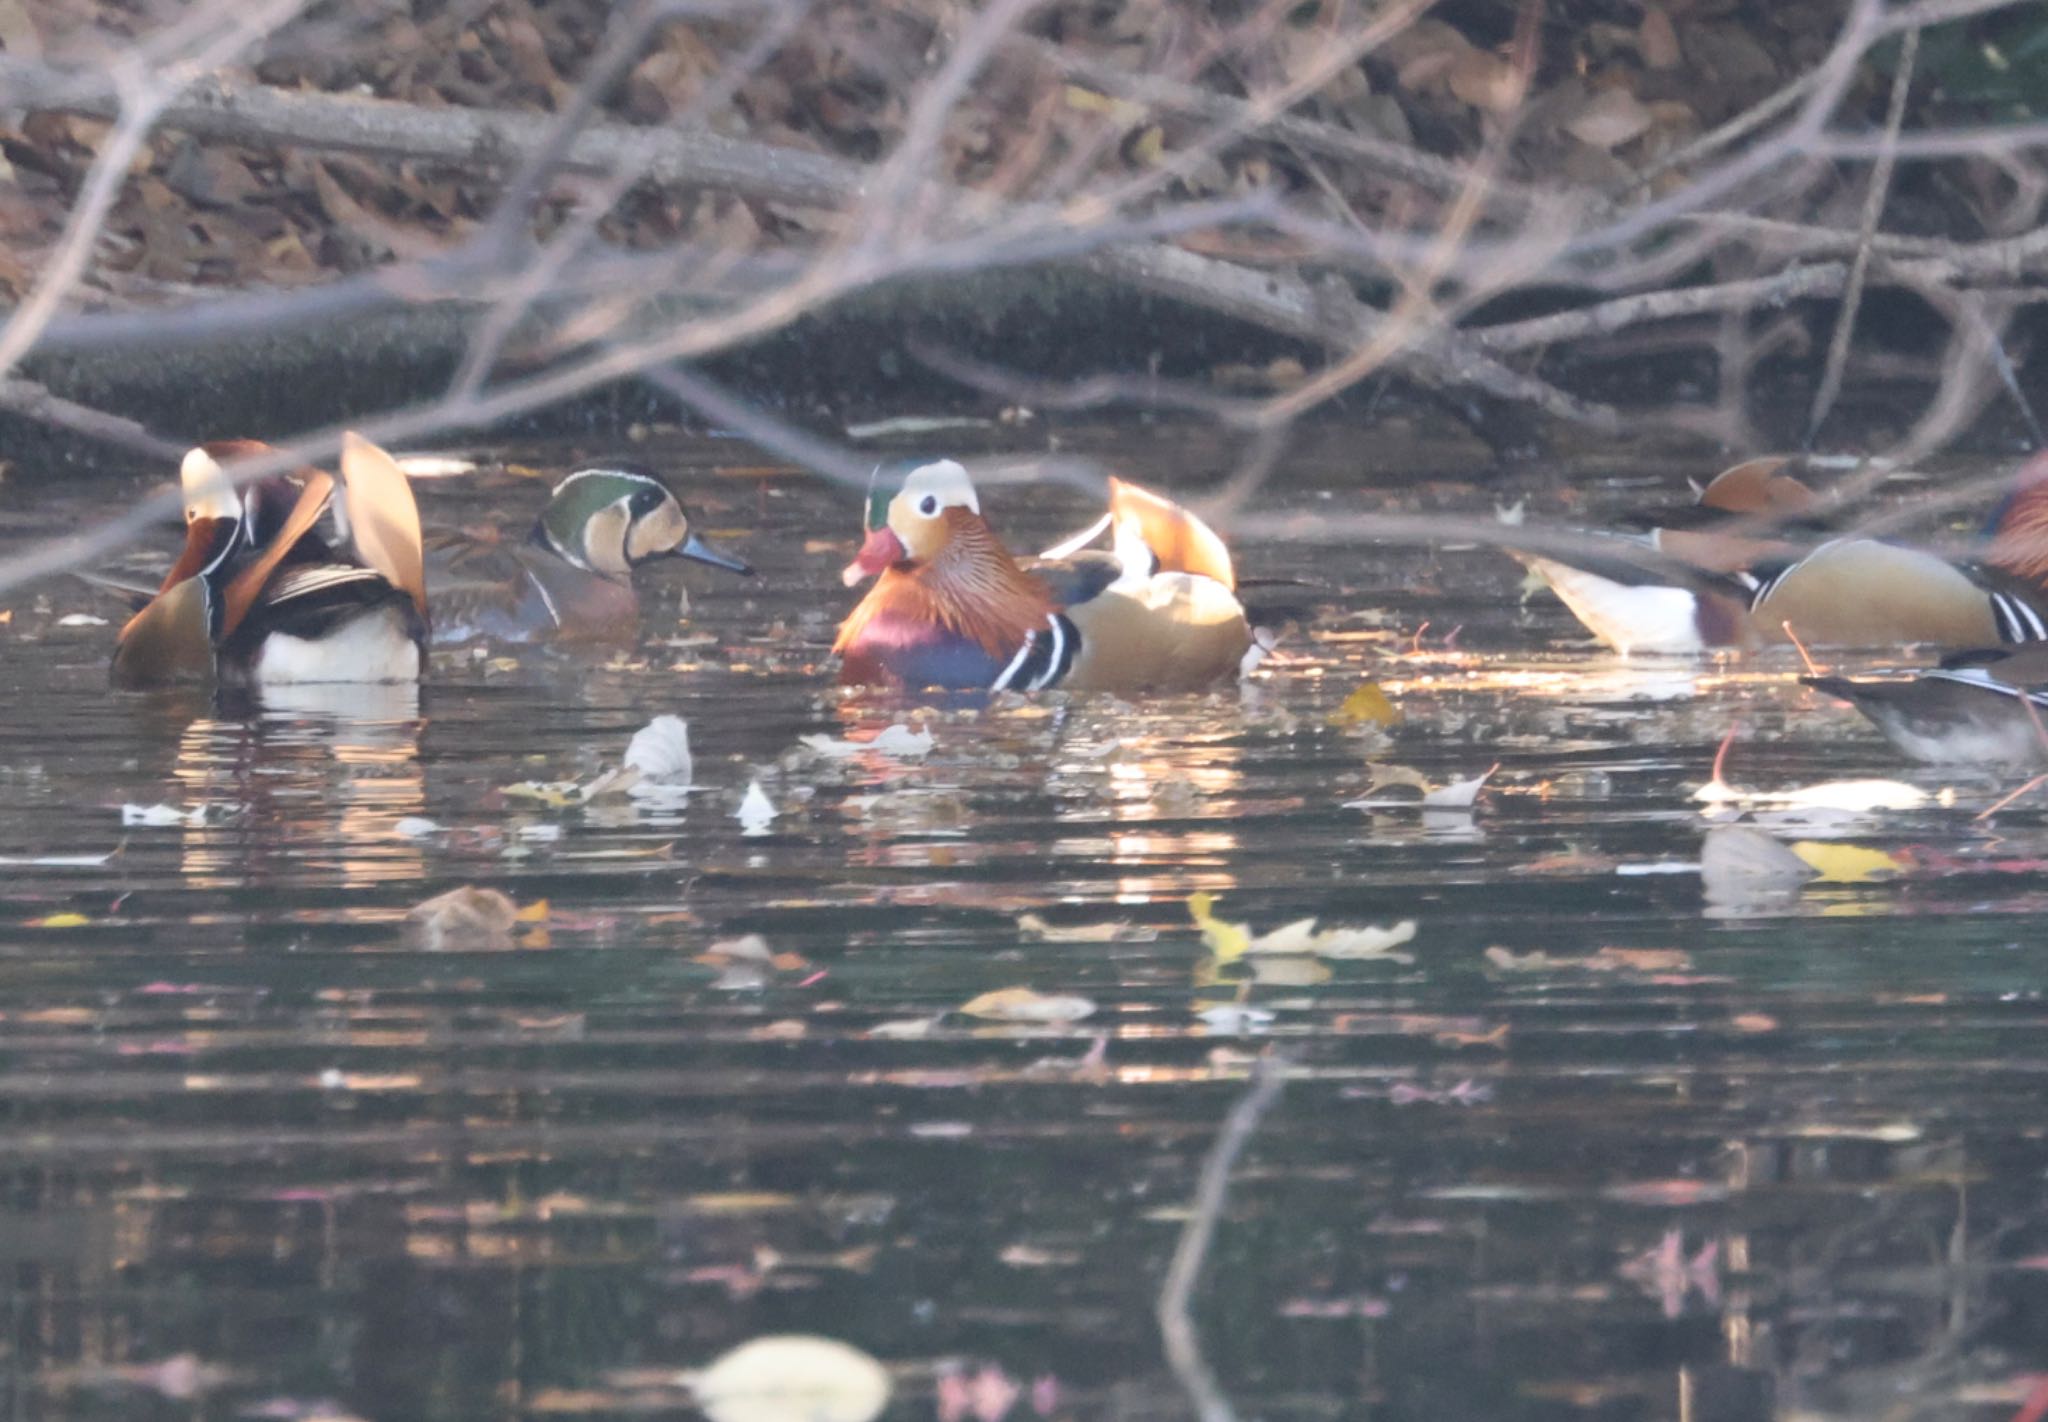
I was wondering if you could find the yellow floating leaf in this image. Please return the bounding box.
[1790,841,1905,883]
[515,898,551,923]
[1188,891,1250,964]
[1332,682,1400,728]
[1128,124,1165,165]
[501,780,584,808]
[30,911,89,928]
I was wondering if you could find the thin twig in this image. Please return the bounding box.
[1158,1055,1289,1422]
[1805,25,1918,446]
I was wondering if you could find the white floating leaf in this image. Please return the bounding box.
[689,1335,891,1422]
[801,725,934,759]
[1246,917,1417,961]
[1697,776,1938,814]
[736,781,777,835]
[393,816,442,838]
[958,986,1097,1024]
[1300,919,1420,959]
[1778,779,1932,813]
[121,802,202,827]
[704,933,773,963]
[0,847,119,867]
[1197,1004,1276,1032]
[866,1016,941,1039]
[1423,765,1496,809]
[624,715,693,782]
[57,612,109,627]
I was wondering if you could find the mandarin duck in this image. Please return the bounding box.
[833,461,1263,693]
[1805,644,2048,766]
[1520,453,2048,654]
[1515,456,1830,654]
[425,463,751,644]
[110,433,429,689]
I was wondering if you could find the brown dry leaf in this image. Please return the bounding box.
[1522,851,1620,875]
[1565,88,1655,150]
[1730,1012,1778,1034]
[1436,1023,1509,1048]
[1447,50,1522,113]
[1588,946,1691,972]
[1384,20,1475,93]
[1639,6,1683,68]
[311,161,450,262]
[407,886,519,950]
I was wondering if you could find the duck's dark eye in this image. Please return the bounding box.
[919,495,939,517]
[629,487,664,515]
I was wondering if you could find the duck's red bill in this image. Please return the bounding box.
[842,526,905,587]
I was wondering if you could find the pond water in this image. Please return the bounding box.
[0,421,2044,1422]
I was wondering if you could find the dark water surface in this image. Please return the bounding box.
[1,426,2045,1422]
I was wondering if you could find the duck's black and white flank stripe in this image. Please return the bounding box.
[991,612,1081,691]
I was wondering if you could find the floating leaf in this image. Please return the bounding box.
[501,781,588,808]
[1197,1004,1275,1032]
[1331,682,1399,728]
[736,781,777,835]
[1423,765,1496,810]
[688,1335,891,1422]
[0,846,120,867]
[958,986,1097,1024]
[393,816,442,838]
[122,802,203,827]
[1790,841,1905,882]
[56,612,109,627]
[407,886,520,950]
[29,911,90,928]
[1249,916,1418,961]
[801,725,934,759]
[1016,913,1156,943]
[1188,891,1250,964]
[624,714,693,783]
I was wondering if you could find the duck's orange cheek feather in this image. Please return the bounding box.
[843,527,907,587]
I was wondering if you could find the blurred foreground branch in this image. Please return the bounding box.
[1158,1056,1289,1422]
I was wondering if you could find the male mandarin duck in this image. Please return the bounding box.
[110,433,429,689]
[425,463,751,644]
[833,460,1263,693]
[1805,645,2048,766]
[1520,453,2048,655]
